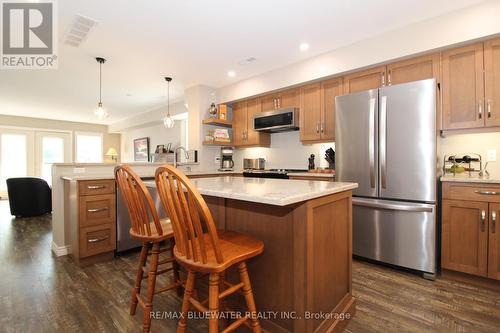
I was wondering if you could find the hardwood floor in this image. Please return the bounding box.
[0,200,499,332]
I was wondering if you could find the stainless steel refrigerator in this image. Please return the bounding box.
[335,78,437,279]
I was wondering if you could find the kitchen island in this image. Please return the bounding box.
[145,176,358,333]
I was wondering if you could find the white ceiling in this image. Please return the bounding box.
[0,0,486,125]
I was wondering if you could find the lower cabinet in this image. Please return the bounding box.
[441,182,500,280]
[69,179,117,266]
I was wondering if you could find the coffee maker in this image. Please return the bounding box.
[219,146,234,171]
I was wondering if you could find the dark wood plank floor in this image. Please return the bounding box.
[0,200,499,333]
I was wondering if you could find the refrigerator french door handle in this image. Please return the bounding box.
[380,95,387,189]
[369,98,376,188]
[352,198,434,213]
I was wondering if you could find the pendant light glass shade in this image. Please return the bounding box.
[163,115,175,128]
[164,77,174,128]
[94,101,108,120]
[95,57,109,119]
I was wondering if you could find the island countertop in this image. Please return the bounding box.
[144,176,357,206]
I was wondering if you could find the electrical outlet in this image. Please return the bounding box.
[487,149,497,162]
[215,157,221,164]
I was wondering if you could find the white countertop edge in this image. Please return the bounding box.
[440,176,500,184]
[198,183,356,206]
[144,179,357,206]
[289,172,335,178]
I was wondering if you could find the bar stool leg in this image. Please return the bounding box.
[238,262,261,333]
[177,270,196,333]
[208,273,220,333]
[130,243,150,315]
[143,242,160,333]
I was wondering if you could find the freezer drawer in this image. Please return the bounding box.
[353,198,436,274]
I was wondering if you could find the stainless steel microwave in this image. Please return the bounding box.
[253,107,299,132]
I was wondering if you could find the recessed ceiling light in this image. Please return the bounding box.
[227,71,236,77]
[299,43,309,52]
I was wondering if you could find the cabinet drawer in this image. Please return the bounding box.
[79,223,116,258]
[79,194,116,227]
[79,180,115,196]
[442,183,500,202]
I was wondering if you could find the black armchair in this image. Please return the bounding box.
[6,177,52,217]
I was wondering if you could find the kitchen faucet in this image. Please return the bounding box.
[174,146,189,168]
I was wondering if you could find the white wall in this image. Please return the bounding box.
[233,131,334,170]
[439,133,500,179]
[217,0,500,103]
[120,120,186,162]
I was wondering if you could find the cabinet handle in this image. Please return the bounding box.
[481,210,486,232]
[474,190,500,195]
[387,71,392,86]
[87,207,108,213]
[88,235,109,243]
[478,101,483,119]
[320,122,324,133]
[316,122,320,133]
[87,185,106,190]
[381,73,386,87]
[492,211,497,234]
[487,100,492,118]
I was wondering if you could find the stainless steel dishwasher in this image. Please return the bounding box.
[116,181,167,253]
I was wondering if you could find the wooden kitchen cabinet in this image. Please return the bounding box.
[484,38,500,127]
[387,53,440,86]
[343,66,386,94]
[300,83,322,141]
[442,43,484,130]
[66,179,117,266]
[260,88,299,112]
[300,78,342,142]
[320,78,342,141]
[488,203,500,280]
[232,101,247,146]
[442,199,489,277]
[232,99,270,147]
[442,182,500,281]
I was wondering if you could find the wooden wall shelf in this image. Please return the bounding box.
[202,118,232,128]
[202,140,232,146]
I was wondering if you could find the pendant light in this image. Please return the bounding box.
[163,77,174,128]
[94,57,108,120]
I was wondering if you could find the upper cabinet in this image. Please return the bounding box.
[442,43,484,130]
[484,38,500,127]
[300,79,342,142]
[300,83,322,141]
[232,99,270,148]
[387,53,440,86]
[260,88,299,112]
[343,66,386,94]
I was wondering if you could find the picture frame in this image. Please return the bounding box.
[134,137,150,162]
[155,144,165,154]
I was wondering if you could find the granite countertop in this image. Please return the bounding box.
[440,175,500,184]
[144,176,357,206]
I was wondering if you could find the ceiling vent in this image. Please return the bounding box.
[238,57,257,66]
[64,15,98,47]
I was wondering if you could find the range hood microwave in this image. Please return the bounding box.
[253,107,299,132]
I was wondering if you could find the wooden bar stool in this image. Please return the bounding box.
[155,165,264,333]
[115,165,182,333]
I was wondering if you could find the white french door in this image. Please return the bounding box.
[35,131,72,186]
[0,129,35,198]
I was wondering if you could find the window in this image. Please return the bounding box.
[0,133,28,192]
[76,133,103,163]
[41,136,64,185]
